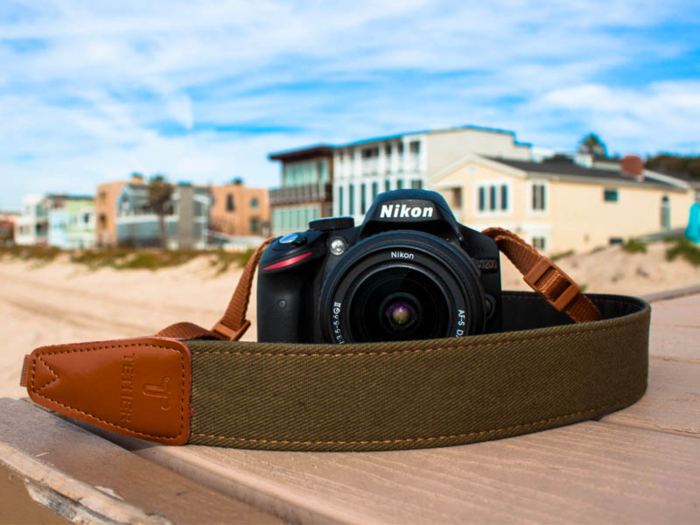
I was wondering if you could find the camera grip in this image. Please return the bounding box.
[257,269,308,343]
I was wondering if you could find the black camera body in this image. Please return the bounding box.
[258,189,502,344]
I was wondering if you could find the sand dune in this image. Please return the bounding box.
[1,242,699,398]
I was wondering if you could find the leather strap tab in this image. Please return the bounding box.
[156,238,273,342]
[24,337,191,445]
[483,228,602,323]
[212,238,273,340]
[20,355,30,387]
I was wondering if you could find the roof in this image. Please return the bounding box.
[48,194,95,201]
[268,124,531,161]
[337,124,531,149]
[268,145,335,161]
[487,157,685,190]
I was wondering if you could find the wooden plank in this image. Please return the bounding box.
[602,358,700,438]
[649,324,700,361]
[649,293,700,328]
[643,284,700,303]
[0,398,281,525]
[110,422,700,525]
[0,462,68,524]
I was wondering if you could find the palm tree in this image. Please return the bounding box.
[578,133,607,157]
[147,174,173,249]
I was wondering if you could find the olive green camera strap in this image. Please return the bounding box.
[20,230,650,451]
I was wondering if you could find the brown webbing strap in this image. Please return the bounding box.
[156,238,273,341]
[482,228,601,323]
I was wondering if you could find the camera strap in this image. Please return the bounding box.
[19,230,649,451]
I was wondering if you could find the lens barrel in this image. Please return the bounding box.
[320,231,486,344]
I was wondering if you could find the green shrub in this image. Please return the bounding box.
[622,239,648,254]
[0,245,254,273]
[0,245,61,263]
[666,239,700,266]
[550,250,574,262]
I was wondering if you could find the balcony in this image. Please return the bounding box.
[269,182,333,205]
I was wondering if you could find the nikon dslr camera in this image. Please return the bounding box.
[258,189,502,344]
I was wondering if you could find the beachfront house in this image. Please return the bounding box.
[267,146,335,236]
[268,126,533,233]
[114,182,210,249]
[430,153,697,254]
[208,184,271,247]
[15,194,95,248]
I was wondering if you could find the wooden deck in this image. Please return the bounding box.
[1,287,699,524]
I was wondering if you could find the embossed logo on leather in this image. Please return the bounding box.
[142,377,172,410]
[120,353,135,423]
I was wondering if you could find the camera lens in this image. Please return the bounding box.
[347,268,448,341]
[321,231,486,344]
[385,298,415,327]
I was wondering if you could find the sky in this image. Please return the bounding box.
[1,0,699,210]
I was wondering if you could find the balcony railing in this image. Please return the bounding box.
[269,182,333,205]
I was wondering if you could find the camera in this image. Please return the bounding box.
[258,189,502,343]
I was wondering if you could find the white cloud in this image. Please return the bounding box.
[0,0,698,208]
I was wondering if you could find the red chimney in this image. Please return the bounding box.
[620,154,644,181]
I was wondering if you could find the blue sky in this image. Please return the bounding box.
[1,0,699,210]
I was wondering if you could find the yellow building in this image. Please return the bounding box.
[430,154,697,254]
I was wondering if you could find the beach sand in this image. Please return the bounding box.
[2,242,698,398]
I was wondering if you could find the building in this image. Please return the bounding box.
[15,194,94,248]
[431,153,697,253]
[267,126,532,232]
[115,182,210,249]
[334,126,532,223]
[0,211,18,245]
[96,179,134,247]
[14,194,49,246]
[209,184,271,242]
[268,146,334,235]
[48,197,95,249]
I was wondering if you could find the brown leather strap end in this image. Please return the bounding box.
[23,337,192,446]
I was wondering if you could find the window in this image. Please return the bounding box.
[385,144,392,156]
[226,194,234,212]
[317,161,328,182]
[396,179,404,190]
[532,236,546,250]
[250,217,259,234]
[385,180,391,192]
[250,197,259,208]
[409,141,420,154]
[362,147,379,158]
[453,188,463,209]
[477,183,510,213]
[360,183,367,214]
[532,182,547,211]
[349,184,355,215]
[411,180,423,189]
[371,181,379,200]
[338,186,344,215]
[604,188,619,202]
[661,195,671,230]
